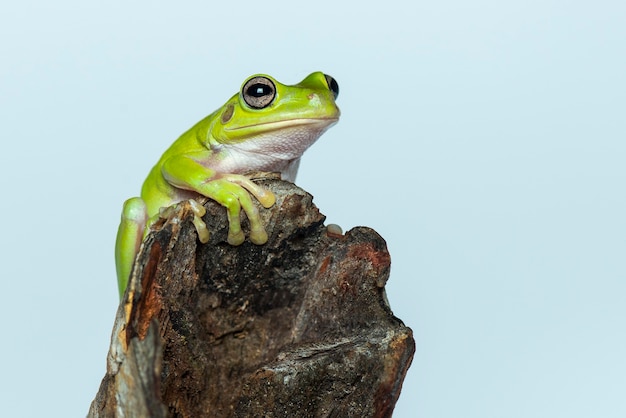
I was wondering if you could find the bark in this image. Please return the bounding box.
[89,177,415,418]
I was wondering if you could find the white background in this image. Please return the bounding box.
[1,1,625,416]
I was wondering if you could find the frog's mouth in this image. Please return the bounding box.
[224,117,339,133]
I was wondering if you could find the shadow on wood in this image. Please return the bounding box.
[89,178,415,417]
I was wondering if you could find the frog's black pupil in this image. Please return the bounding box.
[249,84,270,97]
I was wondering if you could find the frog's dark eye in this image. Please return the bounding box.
[242,76,276,109]
[324,74,339,100]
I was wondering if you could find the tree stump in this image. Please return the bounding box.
[89,178,415,417]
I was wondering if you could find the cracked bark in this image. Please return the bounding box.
[89,178,415,418]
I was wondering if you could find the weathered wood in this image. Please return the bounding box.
[89,178,414,417]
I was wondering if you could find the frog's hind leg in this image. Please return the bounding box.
[157,199,211,244]
[115,197,148,300]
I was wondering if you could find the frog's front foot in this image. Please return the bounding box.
[218,187,263,246]
[203,174,276,246]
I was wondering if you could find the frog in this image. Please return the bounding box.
[115,72,340,299]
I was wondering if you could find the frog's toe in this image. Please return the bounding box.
[192,215,210,243]
[187,199,210,242]
[249,226,269,245]
[257,189,276,208]
[227,229,245,246]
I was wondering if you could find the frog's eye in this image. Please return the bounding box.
[324,74,339,100]
[242,76,276,109]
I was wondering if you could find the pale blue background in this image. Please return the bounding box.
[1,1,624,417]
